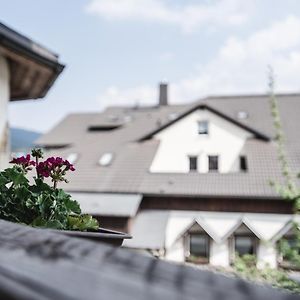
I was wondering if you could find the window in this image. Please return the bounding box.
[208,156,218,171]
[234,236,256,256]
[189,234,209,259]
[237,111,249,120]
[88,125,121,131]
[240,156,247,171]
[99,153,114,166]
[197,121,208,135]
[168,113,179,121]
[66,153,78,164]
[189,156,198,171]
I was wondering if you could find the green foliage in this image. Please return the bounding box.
[233,254,300,293]
[67,215,99,231]
[268,69,300,271]
[268,67,299,205]
[234,253,257,273]
[0,151,99,232]
[278,226,300,268]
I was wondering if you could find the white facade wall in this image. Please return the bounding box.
[162,214,288,269]
[165,234,277,269]
[257,242,277,269]
[209,241,230,267]
[165,238,185,262]
[150,109,252,173]
[0,54,10,169]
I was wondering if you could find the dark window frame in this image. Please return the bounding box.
[234,235,257,257]
[240,156,247,172]
[189,156,198,172]
[208,155,219,172]
[188,233,210,263]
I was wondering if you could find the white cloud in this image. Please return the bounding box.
[86,0,252,33]
[96,15,300,109]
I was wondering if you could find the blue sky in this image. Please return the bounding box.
[2,0,300,132]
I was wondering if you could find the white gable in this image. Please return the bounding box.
[150,108,253,173]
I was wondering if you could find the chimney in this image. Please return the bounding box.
[159,82,168,106]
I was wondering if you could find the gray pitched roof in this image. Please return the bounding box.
[70,192,142,217]
[37,93,300,198]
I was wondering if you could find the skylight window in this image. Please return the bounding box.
[88,125,121,131]
[66,153,78,164]
[168,113,178,121]
[99,153,114,166]
[237,111,249,120]
[124,115,133,123]
[197,121,209,135]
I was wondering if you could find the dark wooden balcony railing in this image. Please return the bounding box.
[0,220,296,300]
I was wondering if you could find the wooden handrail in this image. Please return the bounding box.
[0,220,296,300]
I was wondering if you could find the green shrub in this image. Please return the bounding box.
[0,149,99,231]
[233,254,300,293]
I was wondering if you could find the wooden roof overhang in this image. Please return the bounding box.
[0,22,64,101]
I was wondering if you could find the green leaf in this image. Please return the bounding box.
[67,215,99,231]
[0,164,99,232]
[2,167,28,186]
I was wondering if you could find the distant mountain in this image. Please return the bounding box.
[10,128,41,152]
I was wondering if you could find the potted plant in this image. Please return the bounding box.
[0,149,131,246]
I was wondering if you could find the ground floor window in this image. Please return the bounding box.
[234,236,256,256]
[187,233,210,263]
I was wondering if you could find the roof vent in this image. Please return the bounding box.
[99,153,114,166]
[237,111,249,120]
[66,153,78,164]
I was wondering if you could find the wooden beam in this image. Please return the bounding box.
[0,46,58,100]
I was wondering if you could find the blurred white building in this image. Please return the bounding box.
[38,82,300,269]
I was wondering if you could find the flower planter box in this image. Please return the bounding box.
[54,227,132,247]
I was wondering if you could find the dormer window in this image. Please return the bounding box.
[99,153,114,166]
[197,121,208,135]
[66,153,78,164]
[234,235,257,256]
[237,111,249,120]
[188,233,210,263]
[168,113,179,121]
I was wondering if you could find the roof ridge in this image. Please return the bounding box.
[138,103,271,142]
[203,92,300,100]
